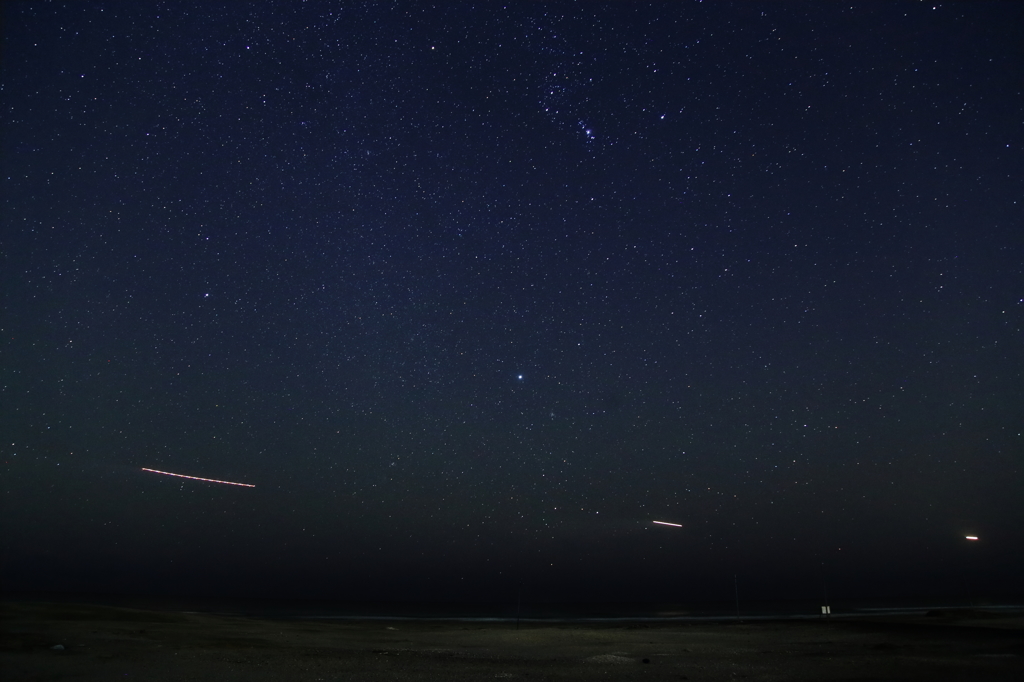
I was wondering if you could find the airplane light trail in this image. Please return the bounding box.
[965,536,979,541]
[653,520,682,527]
[142,468,255,488]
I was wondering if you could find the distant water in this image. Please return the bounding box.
[10,593,1022,623]
[218,598,1024,623]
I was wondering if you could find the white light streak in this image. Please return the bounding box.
[653,520,682,527]
[142,468,255,488]
[965,535,979,541]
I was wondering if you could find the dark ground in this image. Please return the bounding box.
[2,601,1022,681]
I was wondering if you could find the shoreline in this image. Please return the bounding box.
[3,600,1022,681]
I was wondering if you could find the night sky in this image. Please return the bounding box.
[3,2,1022,607]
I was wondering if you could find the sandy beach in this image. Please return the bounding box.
[2,601,1022,681]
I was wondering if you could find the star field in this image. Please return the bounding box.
[2,2,1022,605]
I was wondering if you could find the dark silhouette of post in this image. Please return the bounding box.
[820,562,830,619]
[516,585,522,630]
[734,573,740,621]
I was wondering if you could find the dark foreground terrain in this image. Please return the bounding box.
[2,602,1022,681]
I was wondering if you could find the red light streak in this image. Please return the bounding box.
[142,468,255,488]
